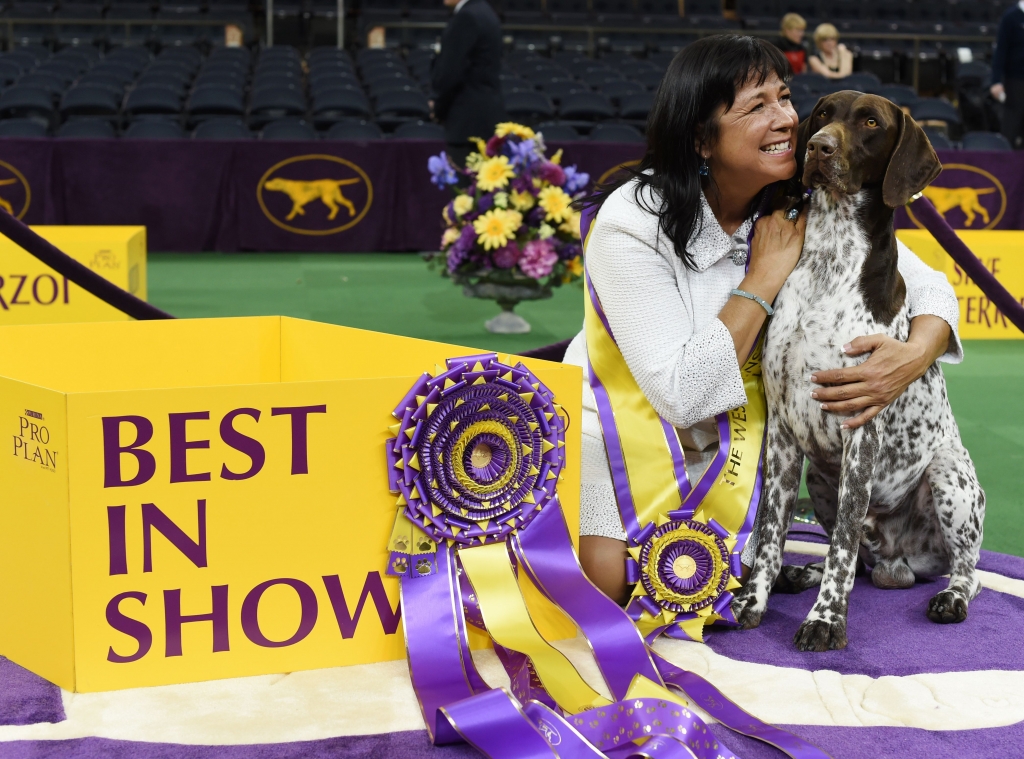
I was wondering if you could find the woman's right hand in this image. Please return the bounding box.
[745,206,807,302]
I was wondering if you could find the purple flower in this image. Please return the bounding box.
[477,193,494,212]
[557,241,582,261]
[493,241,520,269]
[563,165,590,194]
[511,176,533,194]
[447,225,477,273]
[486,135,504,156]
[505,138,541,171]
[519,239,558,279]
[537,162,566,186]
[428,152,459,189]
[527,206,545,226]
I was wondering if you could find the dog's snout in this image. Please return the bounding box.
[807,132,838,157]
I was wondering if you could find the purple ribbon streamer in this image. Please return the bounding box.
[514,501,662,698]
[440,689,558,759]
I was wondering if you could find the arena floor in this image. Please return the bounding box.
[149,252,1024,559]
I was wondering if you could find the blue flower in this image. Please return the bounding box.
[428,152,459,189]
[563,165,590,195]
[447,225,477,272]
[505,138,541,171]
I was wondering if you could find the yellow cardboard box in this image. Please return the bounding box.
[0,226,146,325]
[897,230,1024,339]
[0,317,582,692]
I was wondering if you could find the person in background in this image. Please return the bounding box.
[991,1,1024,148]
[432,0,506,170]
[808,23,853,79]
[775,13,808,75]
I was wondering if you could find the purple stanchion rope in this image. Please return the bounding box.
[909,194,1024,334]
[0,210,173,320]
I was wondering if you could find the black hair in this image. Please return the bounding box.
[582,35,791,270]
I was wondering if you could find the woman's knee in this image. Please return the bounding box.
[580,535,630,605]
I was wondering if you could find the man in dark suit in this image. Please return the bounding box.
[991,2,1024,148]
[432,0,506,170]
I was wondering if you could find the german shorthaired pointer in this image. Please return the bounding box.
[732,91,985,651]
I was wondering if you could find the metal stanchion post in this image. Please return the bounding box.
[912,37,920,91]
[337,0,344,49]
[267,0,274,47]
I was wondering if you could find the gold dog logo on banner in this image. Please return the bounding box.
[257,155,373,236]
[0,160,31,220]
[597,159,641,187]
[906,163,1007,230]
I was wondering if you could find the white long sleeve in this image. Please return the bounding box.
[897,239,964,364]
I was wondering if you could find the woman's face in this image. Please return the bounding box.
[819,37,837,54]
[706,73,799,189]
[783,26,804,44]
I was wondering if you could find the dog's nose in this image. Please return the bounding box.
[807,132,838,157]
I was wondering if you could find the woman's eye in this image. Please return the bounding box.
[781,93,792,102]
[866,118,878,127]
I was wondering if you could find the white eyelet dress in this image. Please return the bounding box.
[562,179,964,565]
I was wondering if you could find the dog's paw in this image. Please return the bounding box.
[773,563,825,594]
[731,590,766,630]
[794,617,848,651]
[927,590,968,624]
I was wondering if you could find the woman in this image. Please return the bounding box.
[564,36,962,604]
[808,23,853,79]
[775,13,808,75]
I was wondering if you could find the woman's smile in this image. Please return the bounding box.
[760,139,792,156]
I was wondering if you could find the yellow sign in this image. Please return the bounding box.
[257,155,373,236]
[905,164,1007,230]
[0,317,581,692]
[897,229,1024,339]
[0,226,147,326]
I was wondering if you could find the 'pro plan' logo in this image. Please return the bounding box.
[13,410,58,471]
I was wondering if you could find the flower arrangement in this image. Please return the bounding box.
[426,122,589,333]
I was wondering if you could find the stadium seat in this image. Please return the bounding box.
[54,5,104,48]
[0,86,56,127]
[312,87,372,127]
[57,119,117,139]
[194,73,246,91]
[125,85,183,119]
[60,85,121,121]
[589,123,645,142]
[912,98,962,138]
[600,79,644,105]
[619,91,653,122]
[0,118,48,137]
[261,119,317,140]
[124,119,186,139]
[325,119,385,140]
[92,61,139,84]
[504,91,555,124]
[961,131,1012,151]
[536,122,581,141]
[18,73,65,99]
[560,92,615,121]
[837,72,882,93]
[186,85,245,125]
[250,87,307,128]
[876,84,920,108]
[374,89,431,130]
[193,117,253,140]
[393,120,445,139]
[542,80,591,106]
[923,127,955,150]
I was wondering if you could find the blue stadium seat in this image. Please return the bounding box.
[589,123,644,142]
[922,127,955,150]
[18,73,65,99]
[57,118,117,138]
[836,72,882,93]
[0,85,56,127]
[536,122,581,141]
[912,98,962,137]
[60,85,121,121]
[91,61,140,84]
[325,119,385,140]
[599,79,644,105]
[250,86,307,128]
[187,85,245,125]
[619,91,653,121]
[0,117,48,137]
[374,89,431,130]
[124,118,186,139]
[392,120,445,139]
[125,85,183,118]
[193,117,252,140]
[559,91,615,120]
[194,73,246,91]
[312,86,372,127]
[504,91,555,124]
[876,84,920,108]
[961,131,1012,151]
[261,118,317,140]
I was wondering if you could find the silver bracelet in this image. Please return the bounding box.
[730,288,775,316]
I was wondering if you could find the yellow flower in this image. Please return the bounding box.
[550,148,563,166]
[559,208,582,239]
[441,226,461,249]
[538,186,572,223]
[495,122,535,139]
[510,189,535,212]
[476,155,516,192]
[453,195,474,217]
[466,152,484,172]
[473,209,523,250]
[563,256,584,282]
[469,136,489,156]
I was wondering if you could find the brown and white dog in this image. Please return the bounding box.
[731,91,985,651]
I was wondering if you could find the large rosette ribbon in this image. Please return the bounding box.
[385,354,829,759]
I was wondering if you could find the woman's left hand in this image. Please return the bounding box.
[810,315,951,429]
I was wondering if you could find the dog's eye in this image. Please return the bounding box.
[866,118,878,127]
[818,110,827,119]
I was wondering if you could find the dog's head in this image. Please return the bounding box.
[796,91,941,207]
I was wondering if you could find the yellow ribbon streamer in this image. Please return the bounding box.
[459,541,611,713]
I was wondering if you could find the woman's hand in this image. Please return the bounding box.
[810,315,952,429]
[746,207,806,301]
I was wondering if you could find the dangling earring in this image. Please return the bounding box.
[699,158,709,177]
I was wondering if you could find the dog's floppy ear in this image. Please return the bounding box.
[794,96,824,180]
[881,107,942,208]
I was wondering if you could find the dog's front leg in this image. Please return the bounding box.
[794,421,879,651]
[731,414,804,629]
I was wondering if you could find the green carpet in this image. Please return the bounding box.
[148,252,1024,558]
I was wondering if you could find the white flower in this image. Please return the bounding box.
[538,223,555,239]
[493,191,509,209]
